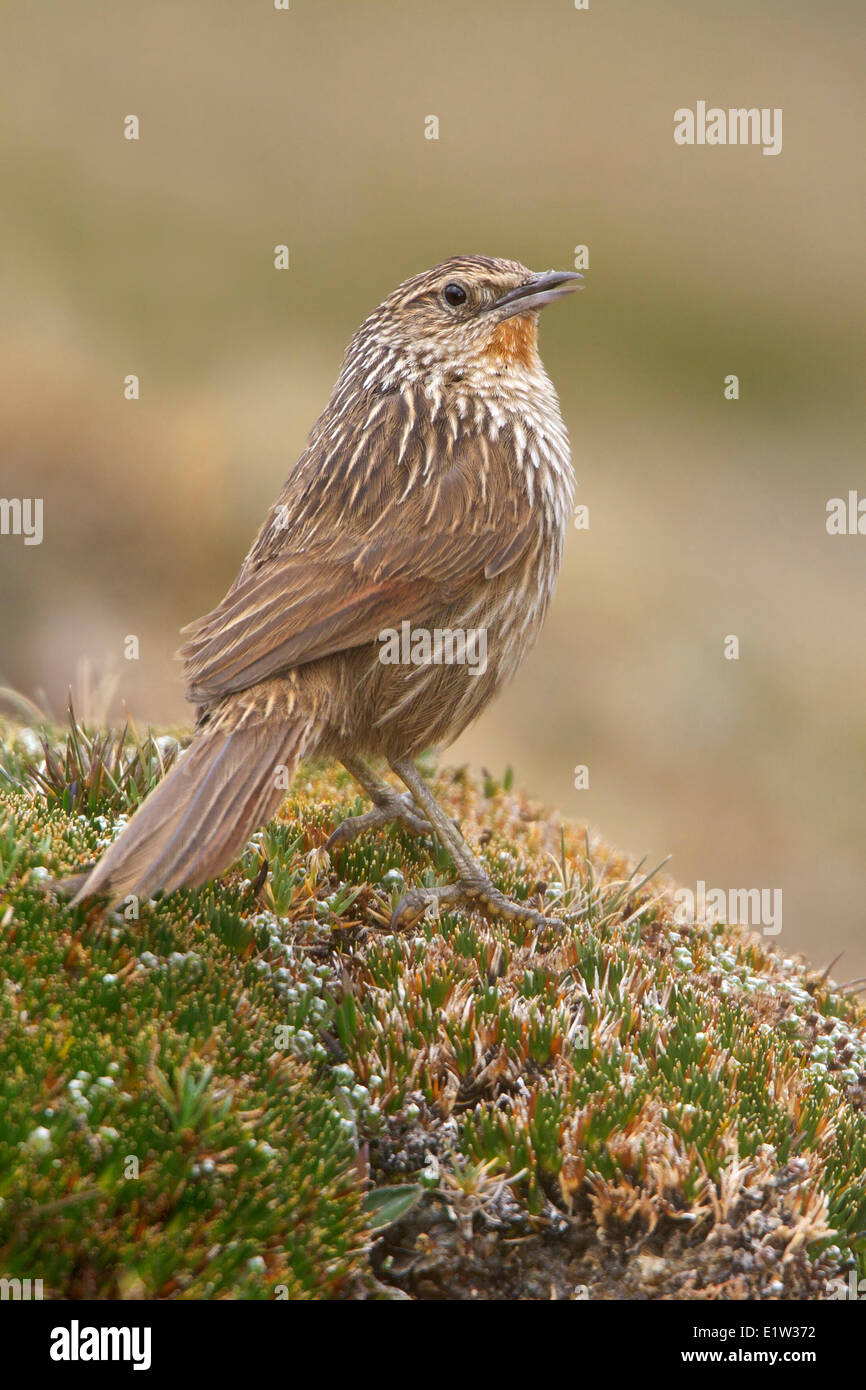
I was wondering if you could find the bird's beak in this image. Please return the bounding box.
[492,269,583,319]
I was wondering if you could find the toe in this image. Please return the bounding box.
[389,889,430,931]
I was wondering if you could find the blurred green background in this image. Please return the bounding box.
[1,1,864,970]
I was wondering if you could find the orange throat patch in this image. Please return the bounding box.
[482,314,539,369]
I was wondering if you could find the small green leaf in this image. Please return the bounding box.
[363,1183,423,1230]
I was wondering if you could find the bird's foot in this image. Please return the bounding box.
[390,876,565,931]
[326,790,433,850]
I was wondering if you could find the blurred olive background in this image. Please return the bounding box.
[1,1,864,970]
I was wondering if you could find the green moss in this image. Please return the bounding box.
[0,731,365,1298]
[1,712,865,1299]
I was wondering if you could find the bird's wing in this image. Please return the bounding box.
[180,388,536,703]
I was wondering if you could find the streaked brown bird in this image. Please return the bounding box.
[69,255,581,927]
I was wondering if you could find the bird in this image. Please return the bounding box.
[66,255,581,928]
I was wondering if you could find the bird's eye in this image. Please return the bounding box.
[442,282,468,308]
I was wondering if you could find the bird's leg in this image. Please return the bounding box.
[388,758,564,931]
[325,753,434,849]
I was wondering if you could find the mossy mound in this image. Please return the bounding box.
[0,717,863,1299]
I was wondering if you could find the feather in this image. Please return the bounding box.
[66,714,320,907]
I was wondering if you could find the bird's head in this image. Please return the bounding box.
[346,255,582,382]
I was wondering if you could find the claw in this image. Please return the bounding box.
[330,779,567,933]
[389,889,434,931]
[326,793,432,852]
[325,810,380,851]
[388,878,565,932]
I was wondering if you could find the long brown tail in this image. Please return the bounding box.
[68,717,312,907]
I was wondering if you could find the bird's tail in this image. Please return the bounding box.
[65,714,317,908]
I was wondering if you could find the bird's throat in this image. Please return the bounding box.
[482,314,539,369]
